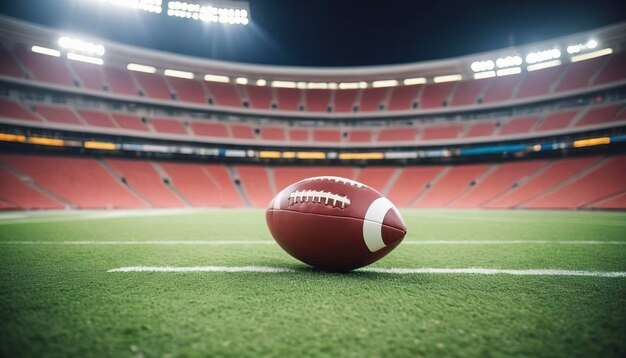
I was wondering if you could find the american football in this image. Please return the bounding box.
[266,176,407,271]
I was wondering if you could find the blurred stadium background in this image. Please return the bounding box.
[0,2,624,210]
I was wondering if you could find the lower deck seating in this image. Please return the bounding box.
[0,154,624,210]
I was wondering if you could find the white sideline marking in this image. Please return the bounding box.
[1,240,625,245]
[107,266,626,277]
[108,266,293,273]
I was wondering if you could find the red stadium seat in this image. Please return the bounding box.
[15,48,75,87]
[190,122,229,138]
[525,156,626,209]
[133,72,172,100]
[346,130,372,143]
[159,162,222,207]
[245,85,273,109]
[288,129,309,142]
[333,89,359,112]
[388,85,422,111]
[276,88,302,111]
[305,89,331,112]
[167,77,208,104]
[414,164,492,208]
[516,67,563,98]
[574,104,621,127]
[0,46,25,78]
[205,82,242,107]
[151,117,188,135]
[78,109,117,128]
[260,127,286,141]
[359,87,390,111]
[111,113,150,132]
[231,124,256,139]
[386,166,445,207]
[485,157,602,208]
[234,165,274,207]
[106,159,186,208]
[313,129,341,142]
[421,82,456,108]
[103,67,139,96]
[0,154,147,209]
[555,57,607,92]
[355,167,396,194]
[535,109,578,132]
[377,127,418,142]
[498,115,539,136]
[421,123,463,140]
[482,76,520,103]
[0,166,64,209]
[448,161,546,208]
[593,52,626,85]
[69,61,105,91]
[273,167,356,192]
[463,121,496,138]
[35,104,84,125]
[0,99,43,122]
[450,80,488,106]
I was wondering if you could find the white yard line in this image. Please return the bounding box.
[2,240,624,245]
[107,266,626,278]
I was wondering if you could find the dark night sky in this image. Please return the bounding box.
[1,0,625,67]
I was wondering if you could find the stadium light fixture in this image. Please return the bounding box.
[567,39,599,54]
[496,67,521,76]
[166,1,250,25]
[296,82,307,89]
[338,82,358,89]
[495,55,522,68]
[371,80,399,88]
[433,74,462,83]
[271,80,297,88]
[255,79,267,86]
[31,45,60,57]
[470,60,495,72]
[306,82,329,89]
[67,53,104,65]
[59,36,105,56]
[473,71,496,80]
[526,59,561,72]
[403,77,426,85]
[164,69,194,79]
[525,48,560,64]
[127,63,157,73]
[93,0,163,14]
[328,83,338,90]
[204,74,230,83]
[235,77,248,85]
[571,48,613,62]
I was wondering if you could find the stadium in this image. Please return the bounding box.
[0,0,625,356]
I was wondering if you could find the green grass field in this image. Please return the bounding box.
[1,209,625,357]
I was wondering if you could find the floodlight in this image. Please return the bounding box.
[271,81,297,88]
[59,36,105,56]
[204,74,230,82]
[433,74,462,83]
[470,60,495,72]
[338,82,359,90]
[31,45,60,57]
[371,80,399,88]
[527,60,561,72]
[127,63,157,73]
[525,49,560,64]
[166,1,250,25]
[473,71,496,79]
[164,69,194,79]
[67,53,104,65]
[496,67,521,76]
[256,79,267,86]
[496,55,522,68]
[403,77,426,85]
[571,48,613,62]
[235,77,248,85]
